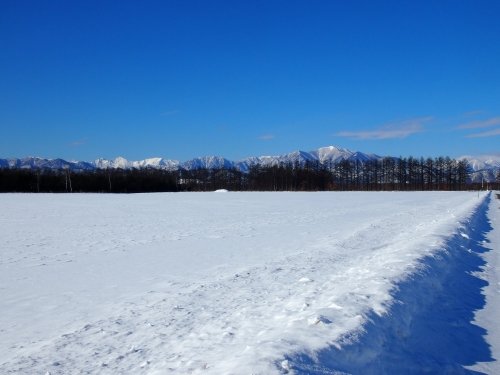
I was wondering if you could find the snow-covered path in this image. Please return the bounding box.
[0,192,494,374]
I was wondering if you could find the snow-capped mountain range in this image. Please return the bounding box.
[0,146,379,172]
[1,146,499,182]
[93,157,180,171]
[458,154,500,183]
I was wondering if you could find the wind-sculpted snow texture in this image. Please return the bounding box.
[0,192,495,374]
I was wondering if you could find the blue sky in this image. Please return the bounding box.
[1,0,499,161]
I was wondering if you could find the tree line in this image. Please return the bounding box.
[0,156,487,193]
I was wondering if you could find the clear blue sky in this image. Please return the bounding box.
[1,0,499,161]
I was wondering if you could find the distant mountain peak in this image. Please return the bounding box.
[2,146,499,182]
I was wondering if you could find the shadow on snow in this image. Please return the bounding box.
[286,194,494,374]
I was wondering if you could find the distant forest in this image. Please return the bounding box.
[0,156,495,193]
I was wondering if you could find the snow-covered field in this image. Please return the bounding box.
[0,191,498,374]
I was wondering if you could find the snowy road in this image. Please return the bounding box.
[0,191,496,374]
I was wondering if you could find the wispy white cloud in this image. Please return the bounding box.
[466,128,500,138]
[335,117,430,140]
[462,110,485,117]
[69,138,88,147]
[458,116,500,129]
[161,110,180,116]
[258,134,275,141]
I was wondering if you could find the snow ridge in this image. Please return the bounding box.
[288,193,494,373]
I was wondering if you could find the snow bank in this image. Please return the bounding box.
[0,192,490,374]
[288,193,494,373]
[467,192,500,375]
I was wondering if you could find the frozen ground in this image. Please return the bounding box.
[0,191,497,374]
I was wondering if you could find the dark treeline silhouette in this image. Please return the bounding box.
[247,156,472,191]
[0,156,484,193]
[0,168,178,193]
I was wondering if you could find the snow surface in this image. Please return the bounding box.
[0,191,496,374]
[468,192,500,374]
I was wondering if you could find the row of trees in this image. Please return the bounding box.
[0,168,178,193]
[178,156,475,191]
[0,156,487,193]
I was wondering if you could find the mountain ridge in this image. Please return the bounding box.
[1,146,499,182]
[0,146,378,172]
